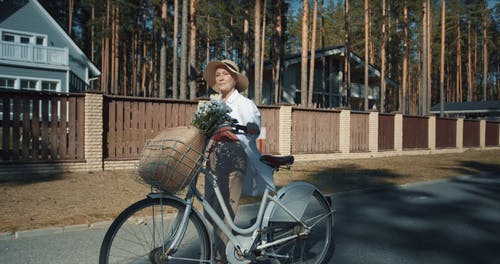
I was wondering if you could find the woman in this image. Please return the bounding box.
[203,59,274,262]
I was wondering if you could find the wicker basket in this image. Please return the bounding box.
[138,126,207,194]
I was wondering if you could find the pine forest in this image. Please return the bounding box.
[39,0,500,116]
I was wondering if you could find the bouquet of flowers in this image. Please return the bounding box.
[192,99,233,137]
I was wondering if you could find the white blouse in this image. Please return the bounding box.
[225,90,275,196]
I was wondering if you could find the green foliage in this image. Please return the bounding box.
[35,0,498,102]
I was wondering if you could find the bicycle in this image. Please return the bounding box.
[99,123,335,264]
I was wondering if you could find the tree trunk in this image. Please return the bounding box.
[467,11,472,101]
[141,42,147,96]
[205,16,210,95]
[320,0,326,107]
[90,4,95,62]
[172,0,179,98]
[473,30,477,100]
[364,0,369,111]
[159,0,168,98]
[254,0,262,103]
[242,1,250,77]
[426,0,431,113]
[482,3,488,101]
[402,0,408,114]
[113,3,120,95]
[259,0,267,103]
[68,0,74,35]
[300,0,309,106]
[101,0,111,94]
[380,0,386,113]
[343,0,350,108]
[132,31,137,95]
[179,0,188,99]
[308,0,318,107]
[273,0,284,104]
[457,13,462,102]
[189,0,198,99]
[421,0,428,115]
[368,8,375,65]
[439,0,446,116]
[123,40,128,95]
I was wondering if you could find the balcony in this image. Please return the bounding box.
[0,41,68,67]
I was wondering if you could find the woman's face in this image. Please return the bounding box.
[215,67,237,97]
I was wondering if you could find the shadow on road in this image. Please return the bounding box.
[331,172,500,264]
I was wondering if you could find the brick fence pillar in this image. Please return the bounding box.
[456,118,464,150]
[278,105,292,155]
[339,109,351,153]
[479,119,486,149]
[428,115,436,150]
[84,91,104,171]
[368,111,379,153]
[394,113,403,153]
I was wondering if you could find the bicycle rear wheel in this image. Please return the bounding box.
[267,190,334,264]
[99,197,210,264]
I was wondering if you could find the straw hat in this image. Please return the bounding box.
[203,60,249,93]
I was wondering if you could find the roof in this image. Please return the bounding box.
[275,45,399,88]
[430,101,500,114]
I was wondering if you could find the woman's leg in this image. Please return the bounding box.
[205,142,246,262]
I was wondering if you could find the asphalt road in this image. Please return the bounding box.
[1,172,499,264]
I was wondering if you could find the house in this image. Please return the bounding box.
[249,45,399,111]
[0,0,100,93]
[430,101,500,121]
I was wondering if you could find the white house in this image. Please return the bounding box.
[0,0,100,93]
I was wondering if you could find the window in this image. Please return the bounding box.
[20,79,37,90]
[0,78,15,89]
[36,36,45,45]
[20,36,30,44]
[42,81,58,91]
[2,34,14,42]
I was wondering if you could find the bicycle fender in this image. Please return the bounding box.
[261,181,318,227]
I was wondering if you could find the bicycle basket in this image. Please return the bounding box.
[138,126,207,194]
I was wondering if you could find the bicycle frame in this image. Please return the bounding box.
[162,164,312,261]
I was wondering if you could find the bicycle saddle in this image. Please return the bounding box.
[260,155,294,169]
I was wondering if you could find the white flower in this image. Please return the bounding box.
[192,99,233,136]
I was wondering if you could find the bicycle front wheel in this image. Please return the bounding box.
[99,197,210,264]
[267,190,334,264]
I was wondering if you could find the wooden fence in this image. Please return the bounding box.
[350,112,369,152]
[378,114,394,150]
[436,118,457,148]
[463,120,480,147]
[259,106,280,154]
[0,89,85,162]
[403,116,429,149]
[104,95,198,160]
[1,91,499,173]
[291,107,340,154]
[486,121,500,146]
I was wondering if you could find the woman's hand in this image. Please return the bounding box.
[212,126,239,142]
[246,122,260,135]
